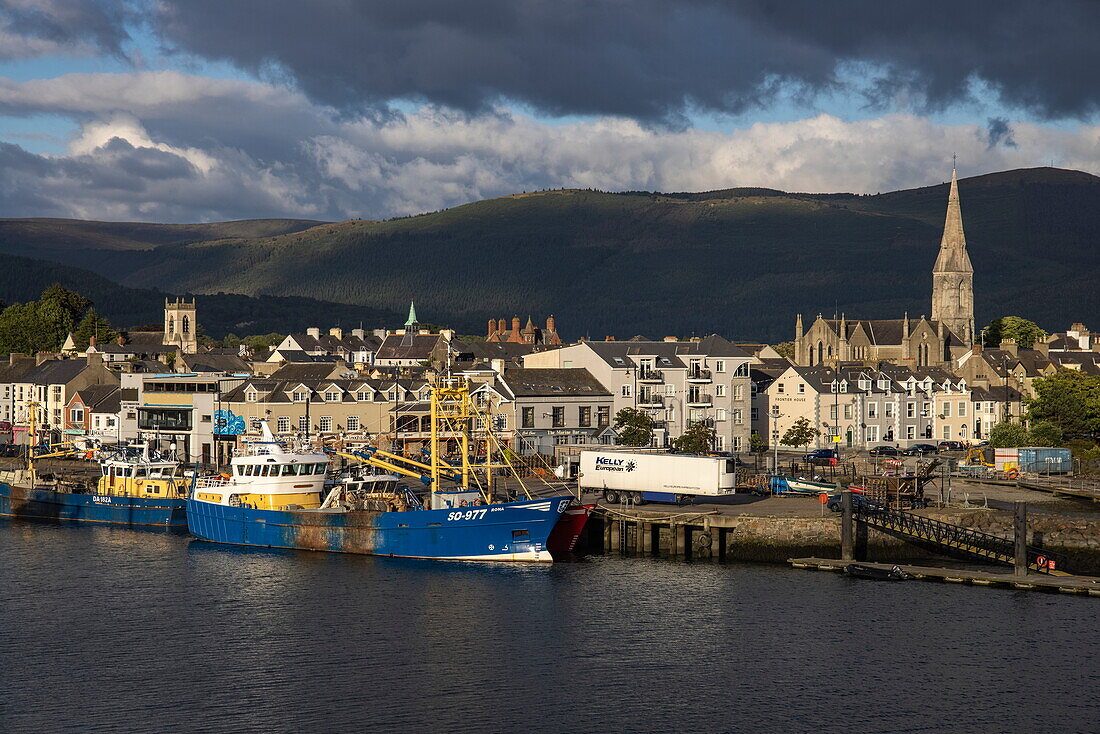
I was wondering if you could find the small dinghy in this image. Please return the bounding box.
[843,563,908,581]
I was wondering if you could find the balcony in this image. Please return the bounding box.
[638,369,664,382]
[637,394,664,407]
[686,394,713,406]
[687,368,712,382]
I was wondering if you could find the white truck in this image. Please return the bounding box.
[578,450,737,504]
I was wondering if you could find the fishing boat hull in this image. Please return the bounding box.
[0,482,188,527]
[186,495,572,562]
[768,475,836,496]
[547,502,594,556]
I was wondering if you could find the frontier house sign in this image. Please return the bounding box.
[594,457,637,472]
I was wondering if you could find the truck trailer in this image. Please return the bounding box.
[578,450,737,504]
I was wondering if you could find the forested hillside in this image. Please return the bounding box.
[4,167,1098,341]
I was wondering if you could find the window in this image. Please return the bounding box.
[597,406,610,427]
[859,379,870,390]
[715,360,726,373]
[840,382,848,393]
[298,415,309,431]
[732,436,743,451]
[716,408,727,421]
[906,425,916,440]
[733,409,743,425]
[277,416,290,432]
[885,403,894,418]
[715,384,726,397]
[751,407,758,421]
[201,414,211,423]
[797,383,805,394]
[867,425,879,442]
[665,408,676,422]
[325,390,340,402]
[878,379,889,390]
[942,402,951,418]
[867,403,878,418]
[70,407,84,424]
[830,405,838,420]
[716,435,726,450]
[731,384,742,401]
[734,363,749,378]
[665,384,675,396]
[621,384,632,397]
[245,391,257,402]
[579,406,591,427]
[293,390,307,402]
[957,401,967,417]
[319,416,333,432]
[907,402,916,418]
[777,383,785,394]
[843,405,853,420]
[522,407,534,428]
[943,425,951,440]
[552,406,565,428]
[347,416,360,431]
[357,391,371,401]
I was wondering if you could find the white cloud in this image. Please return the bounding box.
[0,71,1099,222]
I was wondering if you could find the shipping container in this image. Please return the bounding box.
[579,450,736,504]
[1017,447,1073,474]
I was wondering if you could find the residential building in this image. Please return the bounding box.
[485,315,562,346]
[272,327,383,365]
[10,355,119,444]
[493,367,614,456]
[522,335,752,452]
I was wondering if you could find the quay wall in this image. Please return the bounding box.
[588,509,1100,573]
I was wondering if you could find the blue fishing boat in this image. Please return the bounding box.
[187,377,570,562]
[0,441,188,528]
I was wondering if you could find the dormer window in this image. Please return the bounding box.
[858,379,870,390]
[245,390,257,402]
[839,381,848,393]
[878,379,889,390]
[357,391,371,401]
[325,390,340,402]
[292,390,307,402]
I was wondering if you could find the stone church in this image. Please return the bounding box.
[793,169,975,368]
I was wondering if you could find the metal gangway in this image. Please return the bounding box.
[852,503,1068,575]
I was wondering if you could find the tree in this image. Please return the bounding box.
[71,308,115,348]
[1026,370,1100,437]
[781,417,819,449]
[982,316,1047,349]
[613,407,653,447]
[989,421,1029,448]
[1027,421,1064,447]
[0,284,98,355]
[671,421,717,454]
[749,430,768,469]
[773,341,795,359]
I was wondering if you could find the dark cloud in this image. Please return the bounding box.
[141,0,1100,123]
[985,117,1017,149]
[0,0,133,57]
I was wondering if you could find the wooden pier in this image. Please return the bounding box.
[789,557,1100,596]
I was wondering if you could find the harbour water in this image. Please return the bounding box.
[2,519,1098,733]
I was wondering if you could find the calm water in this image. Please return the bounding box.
[1,520,1097,734]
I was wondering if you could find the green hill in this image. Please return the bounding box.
[0,254,400,338]
[4,167,1098,341]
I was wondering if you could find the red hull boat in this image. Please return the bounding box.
[547,502,594,555]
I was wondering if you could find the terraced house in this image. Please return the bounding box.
[522,336,753,452]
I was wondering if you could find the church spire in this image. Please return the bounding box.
[933,168,974,274]
[405,301,418,328]
[931,167,976,346]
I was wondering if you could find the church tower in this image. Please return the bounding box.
[931,168,975,345]
[164,297,198,353]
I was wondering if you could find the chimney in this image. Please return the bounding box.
[1000,338,1018,357]
[86,352,103,367]
[88,335,96,348]
[372,329,388,339]
[498,318,507,334]
[664,336,678,342]
[36,352,51,365]
[440,329,454,342]
[117,335,125,346]
[487,318,495,337]
[490,358,505,374]
[605,335,616,341]
[972,343,983,355]
[307,327,321,338]
[351,328,365,339]
[1033,340,1049,357]
[546,315,556,333]
[329,327,343,340]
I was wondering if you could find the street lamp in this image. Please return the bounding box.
[768,407,781,474]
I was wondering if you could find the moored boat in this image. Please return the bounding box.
[547,502,594,556]
[0,437,188,528]
[187,377,571,562]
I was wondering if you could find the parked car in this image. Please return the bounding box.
[903,443,939,456]
[803,448,838,465]
[827,492,884,512]
[937,440,965,452]
[868,445,900,457]
[0,444,19,457]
